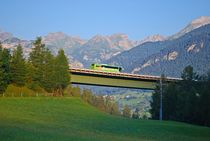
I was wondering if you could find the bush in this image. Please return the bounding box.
[3,84,47,97]
[26,82,47,94]
[64,85,81,97]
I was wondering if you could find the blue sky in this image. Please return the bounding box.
[0,0,210,40]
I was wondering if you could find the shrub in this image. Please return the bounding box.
[3,84,47,97]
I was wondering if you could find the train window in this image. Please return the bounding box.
[101,65,118,69]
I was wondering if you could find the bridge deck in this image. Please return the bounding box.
[69,68,181,89]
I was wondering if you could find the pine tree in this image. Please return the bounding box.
[180,65,198,122]
[10,44,26,86]
[0,43,4,94]
[181,65,196,81]
[54,49,70,95]
[25,61,36,88]
[0,45,11,94]
[40,49,55,92]
[163,82,178,120]
[0,43,2,53]
[29,37,45,68]
[150,84,160,119]
[29,37,56,92]
[29,37,46,84]
[200,73,210,126]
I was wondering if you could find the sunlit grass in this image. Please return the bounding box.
[0,97,210,141]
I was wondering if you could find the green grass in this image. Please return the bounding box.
[0,97,210,141]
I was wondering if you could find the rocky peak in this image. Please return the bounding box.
[169,16,210,40]
[109,33,134,50]
[45,32,68,40]
[44,32,84,41]
[86,35,112,47]
[43,32,86,47]
[0,31,13,42]
[109,33,129,40]
[191,16,210,27]
[90,34,109,42]
[137,34,166,45]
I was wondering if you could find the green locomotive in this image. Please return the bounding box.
[90,64,122,73]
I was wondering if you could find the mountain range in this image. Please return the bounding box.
[0,31,140,68]
[1,16,210,77]
[107,16,210,77]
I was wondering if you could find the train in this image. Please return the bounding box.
[90,63,123,73]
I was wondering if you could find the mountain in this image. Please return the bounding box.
[132,24,210,77]
[169,16,210,40]
[1,16,210,76]
[43,32,86,54]
[72,33,136,68]
[43,32,86,68]
[107,17,210,77]
[0,30,32,56]
[136,34,166,45]
[106,34,170,73]
[0,31,137,68]
[42,32,137,68]
[109,33,137,50]
[0,31,13,41]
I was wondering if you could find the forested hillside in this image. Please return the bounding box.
[107,24,210,77]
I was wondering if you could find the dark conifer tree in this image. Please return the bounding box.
[53,49,70,95]
[0,44,11,94]
[150,84,160,119]
[0,43,4,94]
[180,65,198,122]
[10,44,26,86]
[29,37,56,92]
[40,49,55,92]
[163,82,178,120]
[29,37,46,85]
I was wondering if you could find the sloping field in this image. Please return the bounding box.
[0,97,210,141]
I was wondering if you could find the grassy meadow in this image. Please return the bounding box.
[0,97,210,141]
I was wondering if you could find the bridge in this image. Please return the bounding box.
[69,68,181,90]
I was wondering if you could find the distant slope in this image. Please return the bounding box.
[107,18,210,77]
[106,39,171,73]
[132,24,210,77]
[0,97,210,141]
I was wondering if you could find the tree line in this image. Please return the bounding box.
[0,38,132,118]
[0,37,70,96]
[150,65,210,126]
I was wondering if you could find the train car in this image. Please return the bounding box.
[91,63,122,73]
